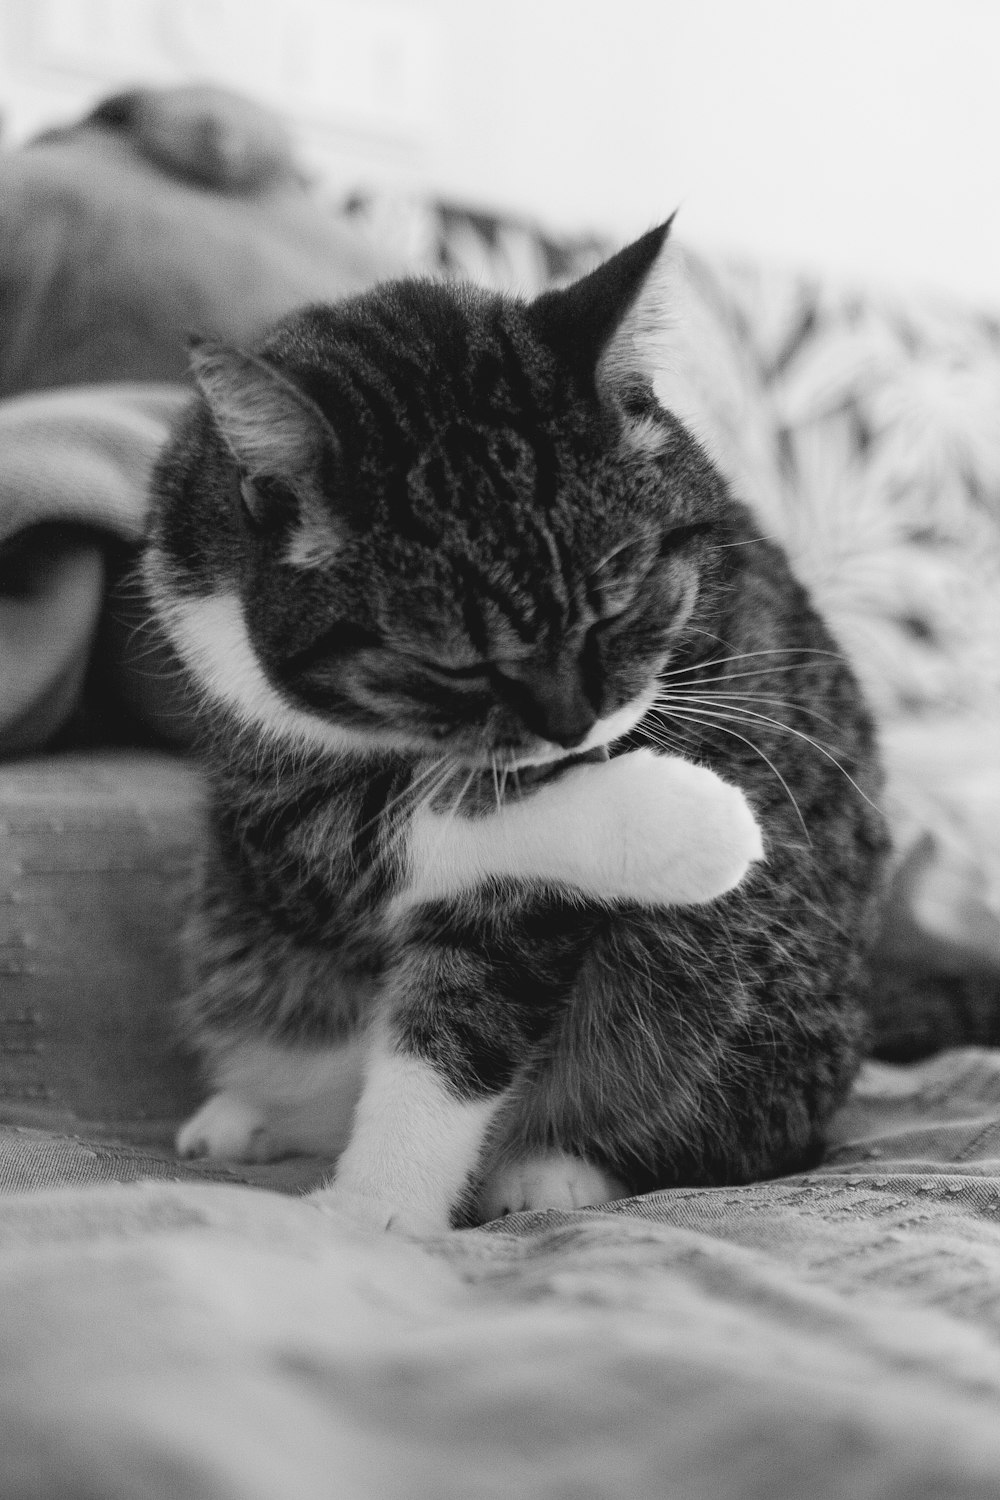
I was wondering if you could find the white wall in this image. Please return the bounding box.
[422,0,1000,309]
[2,0,998,308]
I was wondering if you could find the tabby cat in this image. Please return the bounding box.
[144,221,888,1234]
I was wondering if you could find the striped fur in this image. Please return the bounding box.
[145,223,888,1230]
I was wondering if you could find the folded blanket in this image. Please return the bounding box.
[0,384,188,755]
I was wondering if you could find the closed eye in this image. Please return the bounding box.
[658,520,715,555]
[587,522,714,619]
[282,621,380,677]
[422,658,492,682]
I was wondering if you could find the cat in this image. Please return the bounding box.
[143,219,888,1234]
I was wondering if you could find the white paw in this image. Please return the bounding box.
[176,1093,280,1162]
[478,1152,628,1220]
[309,1183,447,1239]
[598,748,764,905]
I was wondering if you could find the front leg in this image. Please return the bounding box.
[399,748,763,912]
[311,940,543,1235]
[314,1031,503,1236]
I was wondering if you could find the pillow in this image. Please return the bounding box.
[0,83,399,399]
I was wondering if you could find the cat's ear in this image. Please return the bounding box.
[188,337,338,488]
[528,217,678,421]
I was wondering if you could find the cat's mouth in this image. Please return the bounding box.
[484,687,658,776]
[426,742,610,818]
[510,743,610,790]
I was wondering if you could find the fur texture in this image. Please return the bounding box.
[145,222,888,1230]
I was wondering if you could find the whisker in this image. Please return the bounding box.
[711,533,781,549]
[354,757,458,897]
[399,757,457,821]
[634,718,689,757]
[647,703,813,844]
[380,760,445,825]
[355,756,452,847]
[655,688,840,734]
[667,664,843,692]
[658,646,845,683]
[490,753,501,815]
[658,695,881,814]
[418,765,479,881]
[402,760,457,835]
[453,766,478,819]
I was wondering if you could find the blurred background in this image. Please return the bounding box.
[0,0,997,309]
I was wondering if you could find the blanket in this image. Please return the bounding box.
[6,1049,1000,1499]
[0,385,189,754]
[0,85,398,400]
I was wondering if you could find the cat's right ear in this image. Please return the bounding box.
[526,219,679,434]
[188,337,339,498]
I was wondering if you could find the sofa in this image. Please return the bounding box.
[3,86,1000,1498]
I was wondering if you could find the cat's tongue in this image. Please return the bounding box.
[515,743,609,790]
[564,744,611,766]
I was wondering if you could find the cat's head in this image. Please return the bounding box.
[146,220,736,768]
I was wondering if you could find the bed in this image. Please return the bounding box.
[2,86,1000,1497]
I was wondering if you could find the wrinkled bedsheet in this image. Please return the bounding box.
[6,1048,1000,1499]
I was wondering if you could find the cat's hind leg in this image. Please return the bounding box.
[176,1034,365,1163]
[477,1151,627,1218]
[177,1090,275,1162]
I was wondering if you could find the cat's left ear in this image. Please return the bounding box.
[527,216,678,426]
[188,337,338,490]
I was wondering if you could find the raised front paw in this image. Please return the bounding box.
[176,1092,280,1162]
[599,748,764,906]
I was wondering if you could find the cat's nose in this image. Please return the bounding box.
[540,703,598,749]
[497,662,598,749]
[536,683,598,748]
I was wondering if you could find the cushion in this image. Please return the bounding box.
[0,84,399,399]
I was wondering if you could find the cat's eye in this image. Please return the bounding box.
[236,473,295,534]
[591,577,637,622]
[658,520,715,556]
[587,535,657,620]
[283,619,381,678]
[423,658,491,683]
